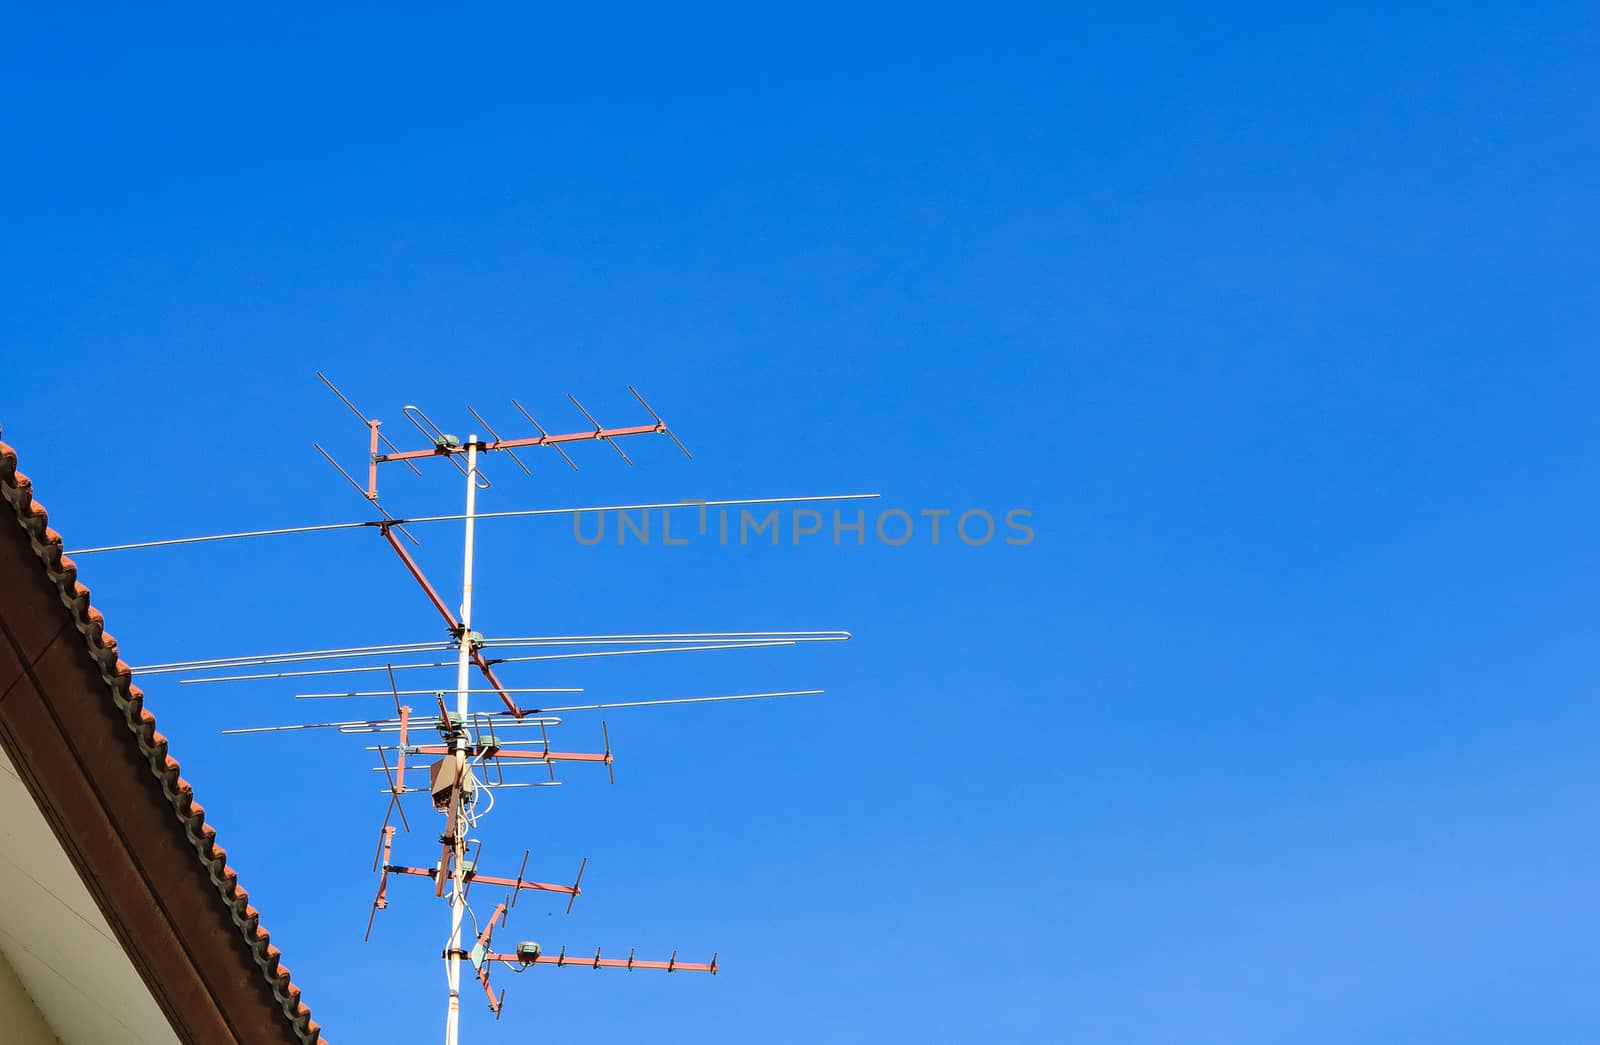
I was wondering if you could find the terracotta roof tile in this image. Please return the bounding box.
[0,434,326,1045]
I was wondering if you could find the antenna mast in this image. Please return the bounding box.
[444,434,480,1045]
[166,374,854,1042]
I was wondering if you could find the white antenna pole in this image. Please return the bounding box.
[445,435,479,1045]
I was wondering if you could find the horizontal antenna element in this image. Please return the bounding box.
[144,631,850,677]
[69,494,880,556]
[176,639,807,685]
[224,689,824,735]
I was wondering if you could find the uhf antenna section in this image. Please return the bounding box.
[464,899,716,1020]
[318,370,692,501]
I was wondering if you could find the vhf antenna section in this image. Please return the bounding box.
[324,372,693,501]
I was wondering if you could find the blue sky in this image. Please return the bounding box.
[4,4,1600,1042]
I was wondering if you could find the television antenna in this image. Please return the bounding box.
[93,375,867,1044]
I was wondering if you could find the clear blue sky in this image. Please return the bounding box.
[4,5,1599,1042]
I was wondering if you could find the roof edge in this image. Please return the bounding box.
[0,433,325,1044]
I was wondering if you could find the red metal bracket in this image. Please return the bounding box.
[365,825,397,941]
[383,859,584,903]
[487,946,719,975]
[470,900,510,1016]
[376,525,522,716]
[404,743,610,767]
[565,857,587,916]
[371,389,687,472]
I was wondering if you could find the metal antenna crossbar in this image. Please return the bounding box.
[377,414,667,462]
[518,947,718,975]
[361,386,690,497]
[375,522,523,717]
[461,897,715,1020]
[370,741,612,769]
[381,857,585,902]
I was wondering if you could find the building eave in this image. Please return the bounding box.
[0,432,325,1044]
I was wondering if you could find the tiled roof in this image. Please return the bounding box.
[0,432,326,1044]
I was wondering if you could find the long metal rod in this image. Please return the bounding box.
[224,686,820,736]
[222,715,563,737]
[382,525,461,629]
[298,687,581,699]
[500,689,823,717]
[368,761,591,772]
[376,421,661,462]
[136,640,457,676]
[378,745,609,765]
[486,631,851,645]
[445,435,478,1045]
[143,631,849,677]
[375,521,522,715]
[178,640,801,685]
[504,952,718,974]
[400,493,879,528]
[70,519,375,555]
[342,718,563,734]
[66,493,880,555]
